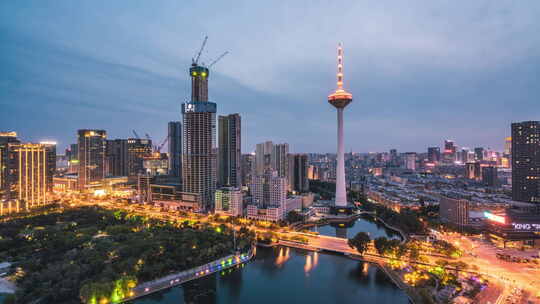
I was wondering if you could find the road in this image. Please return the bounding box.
[439,232,540,303]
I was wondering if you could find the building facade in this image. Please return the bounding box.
[9,143,56,209]
[512,121,540,203]
[182,63,217,210]
[127,138,152,178]
[439,195,470,227]
[482,166,498,187]
[251,170,287,210]
[218,114,241,187]
[0,132,20,200]
[443,140,457,164]
[77,129,107,190]
[427,147,440,163]
[105,139,128,177]
[240,153,255,187]
[255,141,273,176]
[404,152,417,171]
[215,187,243,217]
[287,153,309,193]
[271,143,289,178]
[168,121,182,180]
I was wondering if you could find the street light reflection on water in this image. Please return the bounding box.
[362,262,369,275]
[275,247,290,267]
[304,252,319,275]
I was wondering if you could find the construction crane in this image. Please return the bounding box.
[132,130,140,139]
[208,51,229,68]
[156,136,169,153]
[192,35,208,65]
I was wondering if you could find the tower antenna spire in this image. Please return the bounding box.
[337,43,344,90]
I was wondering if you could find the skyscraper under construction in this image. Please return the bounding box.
[181,61,217,210]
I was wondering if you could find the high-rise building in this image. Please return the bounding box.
[511,121,540,203]
[307,165,319,180]
[271,143,289,178]
[240,153,255,187]
[482,166,498,187]
[502,137,512,168]
[440,195,470,227]
[255,141,273,176]
[105,139,128,177]
[287,154,309,193]
[0,132,20,200]
[66,143,79,174]
[327,43,353,208]
[168,121,182,180]
[465,162,481,180]
[389,149,399,167]
[251,170,287,210]
[9,143,56,209]
[215,187,243,217]
[404,152,417,171]
[182,62,217,210]
[77,129,106,190]
[127,138,152,178]
[474,147,484,161]
[218,114,241,187]
[504,137,512,155]
[443,140,457,164]
[427,147,440,163]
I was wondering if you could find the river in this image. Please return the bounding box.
[131,217,408,304]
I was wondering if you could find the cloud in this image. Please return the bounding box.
[1,1,539,153]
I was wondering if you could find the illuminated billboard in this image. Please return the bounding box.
[484,211,506,224]
[511,223,540,232]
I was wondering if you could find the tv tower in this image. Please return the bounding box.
[328,43,353,208]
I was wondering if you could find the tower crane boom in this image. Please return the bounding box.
[193,36,208,65]
[208,51,229,68]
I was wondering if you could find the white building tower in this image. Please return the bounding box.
[328,43,353,207]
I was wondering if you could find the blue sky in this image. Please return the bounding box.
[1,1,539,153]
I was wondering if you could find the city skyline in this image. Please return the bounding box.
[2,2,540,153]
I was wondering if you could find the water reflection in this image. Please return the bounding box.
[274,247,290,267]
[304,251,320,274]
[133,247,409,304]
[316,215,401,240]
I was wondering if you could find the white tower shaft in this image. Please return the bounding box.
[335,108,347,206]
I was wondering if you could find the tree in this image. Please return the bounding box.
[286,211,304,224]
[373,237,389,255]
[348,232,371,255]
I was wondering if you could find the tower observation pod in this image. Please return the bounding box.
[328,43,353,208]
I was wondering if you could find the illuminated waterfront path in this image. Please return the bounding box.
[120,250,254,303]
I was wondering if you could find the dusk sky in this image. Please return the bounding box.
[1,1,539,153]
